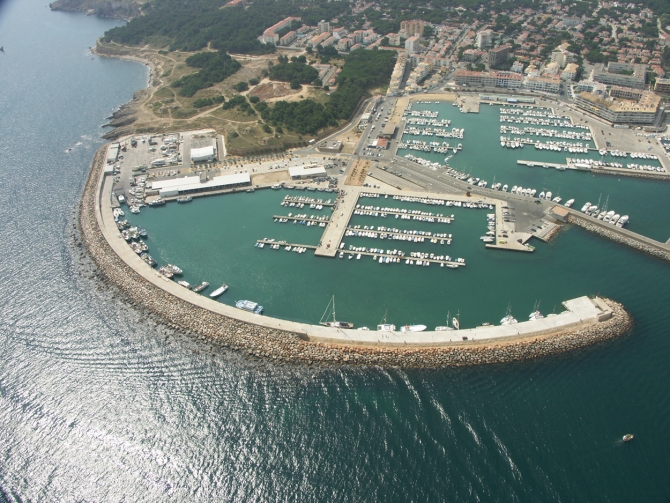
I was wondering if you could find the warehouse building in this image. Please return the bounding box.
[149,173,250,197]
[288,166,327,180]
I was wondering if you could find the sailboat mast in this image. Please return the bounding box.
[332,295,336,322]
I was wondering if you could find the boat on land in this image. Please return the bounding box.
[320,295,354,329]
[622,434,634,442]
[400,324,427,332]
[236,299,264,314]
[209,284,228,298]
[176,196,192,203]
[192,281,209,293]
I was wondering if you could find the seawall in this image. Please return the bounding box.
[79,148,633,367]
[567,214,670,263]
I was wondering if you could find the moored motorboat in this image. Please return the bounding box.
[192,281,209,293]
[176,196,192,203]
[622,434,634,442]
[210,284,228,297]
[177,280,191,289]
[236,299,264,314]
[400,324,427,332]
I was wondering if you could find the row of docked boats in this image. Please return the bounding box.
[499,125,592,141]
[580,202,629,227]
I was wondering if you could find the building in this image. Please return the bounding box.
[318,20,330,34]
[550,49,576,68]
[337,37,352,51]
[406,60,433,91]
[317,141,343,153]
[543,62,561,76]
[654,78,670,93]
[387,33,401,46]
[523,76,560,94]
[149,173,250,197]
[405,35,419,54]
[591,62,647,89]
[400,20,424,37]
[279,30,297,46]
[379,123,397,139]
[259,17,301,45]
[476,29,493,49]
[575,79,607,95]
[288,166,327,180]
[511,61,524,73]
[454,69,522,89]
[387,51,408,96]
[488,44,511,68]
[561,63,579,81]
[308,32,331,47]
[574,89,662,124]
[561,17,582,27]
[190,145,217,163]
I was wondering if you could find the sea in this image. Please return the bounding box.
[1,1,669,501]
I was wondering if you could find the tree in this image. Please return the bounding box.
[312,78,322,87]
[249,95,260,103]
[381,37,390,46]
[234,81,249,92]
[290,79,301,89]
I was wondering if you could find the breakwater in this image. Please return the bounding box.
[567,214,670,263]
[79,148,633,367]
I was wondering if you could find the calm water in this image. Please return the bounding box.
[1,1,670,501]
[399,102,670,241]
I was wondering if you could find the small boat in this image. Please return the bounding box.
[236,299,264,314]
[210,284,229,298]
[500,302,517,325]
[622,434,634,442]
[167,264,182,275]
[192,281,209,293]
[564,199,575,208]
[176,196,192,203]
[400,324,427,332]
[177,280,191,289]
[377,310,395,332]
[320,295,354,329]
[148,198,165,206]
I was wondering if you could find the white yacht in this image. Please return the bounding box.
[210,284,229,298]
[400,324,427,332]
[616,215,629,227]
[500,303,518,325]
[502,184,508,192]
[564,199,575,208]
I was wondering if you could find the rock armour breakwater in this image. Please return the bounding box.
[79,149,633,367]
[567,214,670,263]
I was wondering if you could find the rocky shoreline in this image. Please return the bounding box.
[79,149,633,367]
[567,214,670,263]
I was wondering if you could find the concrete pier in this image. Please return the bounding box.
[314,190,359,257]
[517,160,570,170]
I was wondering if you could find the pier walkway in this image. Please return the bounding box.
[517,160,569,170]
[345,227,452,243]
[256,239,317,250]
[282,195,336,207]
[314,190,360,257]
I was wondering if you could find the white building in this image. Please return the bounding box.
[523,76,560,94]
[405,36,420,54]
[190,145,216,163]
[318,20,330,34]
[289,166,327,179]
[476,29,493,49]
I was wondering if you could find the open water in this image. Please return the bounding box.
[1,1,670,501]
